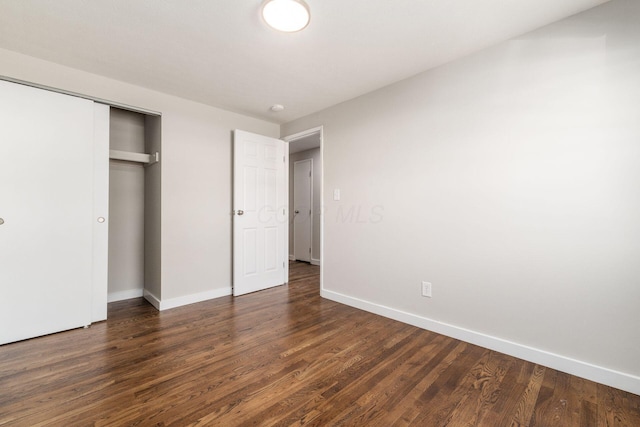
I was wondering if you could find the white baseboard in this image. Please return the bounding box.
[321,289,640,396]
[289,254,296,261]
[108,288,144,303]
[143,289,161,310]
[144,287,232,311]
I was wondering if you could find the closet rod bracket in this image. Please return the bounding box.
[147,151,160,166]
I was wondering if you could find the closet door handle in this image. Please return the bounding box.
[237,210,244,216]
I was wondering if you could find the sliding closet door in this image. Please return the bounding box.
[0,80,106,344]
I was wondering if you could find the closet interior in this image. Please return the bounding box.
[108,108,161,303]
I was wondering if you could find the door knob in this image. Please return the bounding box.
[0,218,4,225]
[294,210,300,214]
[237,210,244,216]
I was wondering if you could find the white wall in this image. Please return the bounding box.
[0,47,279,308]
[289,147,322,264]
[108,108,145,302]
[282,0,640,394]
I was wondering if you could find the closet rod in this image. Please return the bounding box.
[109,150,160,165]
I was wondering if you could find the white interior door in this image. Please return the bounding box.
[293,159,312,262]
[233,130,287,296]
[0,80,107,344]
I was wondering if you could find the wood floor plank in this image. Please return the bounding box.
[510,363,546,426]
[405,343,489,425]
[444,350,513,426]
[382,340,472,426]
[0,261,638,426]
[476,358,533,426]
[597,382,640,427]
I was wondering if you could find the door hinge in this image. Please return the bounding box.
[283,156,285,163]
[309,171,311,177]
[283,261,285,268]
[309,248,311,254]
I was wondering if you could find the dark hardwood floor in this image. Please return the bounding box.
[1,262,639,426]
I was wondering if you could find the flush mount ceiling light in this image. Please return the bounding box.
[261,0,310,32]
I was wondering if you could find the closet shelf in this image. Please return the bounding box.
[109,150,159,165]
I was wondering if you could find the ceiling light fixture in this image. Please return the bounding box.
[261,0,310,33]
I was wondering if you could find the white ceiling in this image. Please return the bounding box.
[289,131,321,154]
[0,0,609,124]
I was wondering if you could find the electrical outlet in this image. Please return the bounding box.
[422,281,432,298]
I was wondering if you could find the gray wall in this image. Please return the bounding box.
[289,147,321,263]
[282,0,640,392]
[144,115,162,299]
[108,108,145,301]
[0,46,279,308]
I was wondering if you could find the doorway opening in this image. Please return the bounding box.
[108,107,161,306]
[285,127,323,286]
